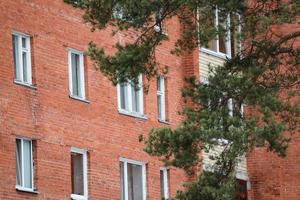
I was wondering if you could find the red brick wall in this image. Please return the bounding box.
[246,23,300,200]
[247,136,300,200]
[0,0,187,199]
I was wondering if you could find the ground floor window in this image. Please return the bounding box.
[236,179,247,200]
[120,158,147,200]
[71,147,88,200]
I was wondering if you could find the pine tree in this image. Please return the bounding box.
[64,0,300,199]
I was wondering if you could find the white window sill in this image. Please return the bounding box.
[118,109,147,120]
[69,95,90,104]
[71,194,88,200]
[16,186,39,194]
[158,119,171,125]
[14,80,37,90]
[200,48,230,60]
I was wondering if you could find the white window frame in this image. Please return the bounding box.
[228,98,244,117]
[12,32,32,85]
[71,147,88,200]
[119,157,147,200]
[160,167,169,199]
[15,138,34,192]
[200,8,241,59]
[117,75,144,117]
[68,49,86,100]
[157,76,166,121]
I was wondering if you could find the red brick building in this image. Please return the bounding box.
[0,0,188,199]
[0,1,299,200]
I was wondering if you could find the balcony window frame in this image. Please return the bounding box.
[200,7,241,59]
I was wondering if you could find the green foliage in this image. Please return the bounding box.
[64,0,300,199]
[176,171,236,200]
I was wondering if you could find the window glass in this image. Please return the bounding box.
[15,138,33,190]
[120,160,145,200]
[71,53,80,97]
[12,35,20,81]
[131,84,140,113]
[160,168,169,199]
[23,140,32,188]
[160,170,165,198]
[118,75,143,115]
[71,152,84,195]
[127,163,143,200]
[157,77,166,121]
[16,139,22,186]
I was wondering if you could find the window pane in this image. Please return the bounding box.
[127,163,143,200]
[231,14,240,56]
[16,139,22,186]
[12,35,20,80]
[131,85,140,113]
[22,37,26,48]
[22,51,28,83]
[120,83,128,110]
[71,152,84,195]
[23,140,32,188]
[157,77,161,91]
[157,95,162,119]
[208,39,218,52]
[120,162,125,200]
[160,170,165,198]
[218,11,228,54]
[206,9,218,52]
[71,53,80,97]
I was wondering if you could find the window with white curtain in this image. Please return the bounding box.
[120,158,146,200]
[157,76,166,121]
[71,147,88,200]
[16,138,34,191]
[160,168,169,200]
[117,75,144,116]
[68,49,86,100]
[12,32,32,85]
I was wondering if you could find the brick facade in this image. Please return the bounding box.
[0,0,186,199]
[0,1,299,200]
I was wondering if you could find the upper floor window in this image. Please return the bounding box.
[68,49,86,100]
[16,138,34,192]
[120,158,147,200]
[157,76,166,121]
[201,8,241,58]
[117,75,144,116]
[71,147,88,200]
[228,98,244,117]
[160,168,169,200]
[12,32,32,85]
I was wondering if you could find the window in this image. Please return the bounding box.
[160,168,169,200]
[117,75,144,116]
[16,138,34,191]
[236,179,247,200]
[157,77,166,121]
[201,7,241,58]
[228,98,243,117]
[68,49,86,100]
[71,147,88,200]
[12,32,32,85]
[120,158,147,200]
